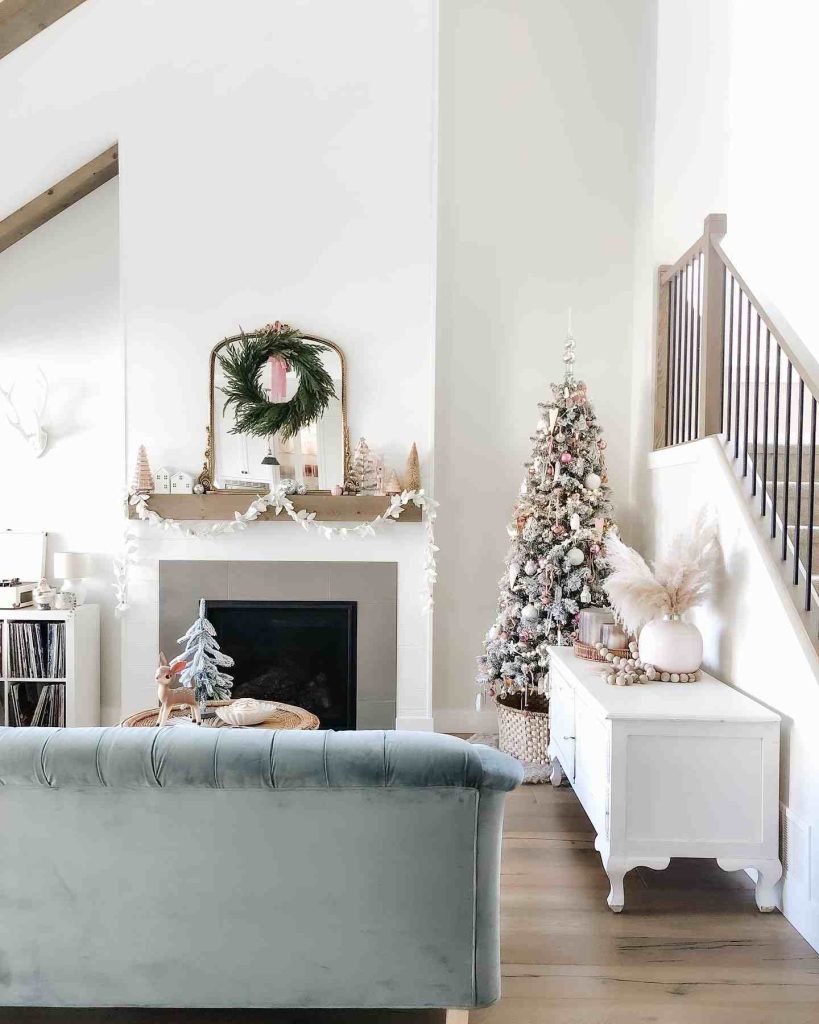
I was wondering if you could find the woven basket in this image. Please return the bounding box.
[573,639,631,663]
[496,695,550,765]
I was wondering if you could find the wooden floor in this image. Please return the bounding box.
[4,782,819,1024]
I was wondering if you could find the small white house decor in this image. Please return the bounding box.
[154,467,172,494]
[171,471,194,494]
[603,511,718,675]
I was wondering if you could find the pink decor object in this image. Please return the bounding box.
[560,453,572,464]
[268,355,288,403]
[331,484,343,496]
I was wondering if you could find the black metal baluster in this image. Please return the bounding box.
[679,270,683,442]
[772,345,781,538]
[783,360,793,562]
[762,328,771,516]
[743,298,752,475]
[752,311,761,495]
[795,378,805,586]
[734,288,744,460]
[681,264,690,442]
[725,276,735,444]
[687,261,695,440]
[807,397,816,612]
[694,253,702,437]
[665,278,674,447]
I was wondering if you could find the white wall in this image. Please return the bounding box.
[0,0,438,721]
[652,0,819,349]
[0,181,123,721]
[433,0,658,727]
[649,439,819,952]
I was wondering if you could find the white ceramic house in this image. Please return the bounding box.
[171,471,194,494]
[153,467,172,494]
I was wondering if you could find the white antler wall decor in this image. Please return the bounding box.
[0,367,48,457]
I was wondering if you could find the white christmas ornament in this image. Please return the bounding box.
[584,472,602,490]
[569,512,581,532]
[567,547,584,566]
[509,562,520,587]
[522,603,538,622]
[524,559,537,575]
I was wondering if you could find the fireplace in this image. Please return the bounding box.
[205,600,357,730]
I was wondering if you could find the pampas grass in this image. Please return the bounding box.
[603,511,719,634]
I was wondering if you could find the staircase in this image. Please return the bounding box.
[655,215,819,641]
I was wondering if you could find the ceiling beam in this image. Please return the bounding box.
[0,144,118,255]
[0,0,89,60]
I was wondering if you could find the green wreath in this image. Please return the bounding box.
[218,324,336,440]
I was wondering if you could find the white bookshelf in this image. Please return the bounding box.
[0,605,100,727]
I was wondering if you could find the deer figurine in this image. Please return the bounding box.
[156,652,201,726]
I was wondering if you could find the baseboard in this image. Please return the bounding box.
[433,707,498,734]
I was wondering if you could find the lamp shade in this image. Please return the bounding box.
[53,552,90,579]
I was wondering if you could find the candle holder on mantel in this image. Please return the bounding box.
[573,608,631,662]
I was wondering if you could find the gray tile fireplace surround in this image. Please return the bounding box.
[159,561,398,729]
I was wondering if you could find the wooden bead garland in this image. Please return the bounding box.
[594,640,701,687]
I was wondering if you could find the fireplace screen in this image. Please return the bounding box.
[205,600,357,730]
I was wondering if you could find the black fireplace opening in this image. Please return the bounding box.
[205,600,357,730]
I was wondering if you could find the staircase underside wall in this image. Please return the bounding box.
[648,436,819,952]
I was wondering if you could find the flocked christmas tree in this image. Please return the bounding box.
[476,329,615,709]
[171,599,235,705]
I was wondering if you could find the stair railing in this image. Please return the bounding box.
[655,214,819,617]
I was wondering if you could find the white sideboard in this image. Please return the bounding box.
[547,646,781,913]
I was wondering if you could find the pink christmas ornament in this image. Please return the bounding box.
[560,452,572,464]
[590,543,601,554]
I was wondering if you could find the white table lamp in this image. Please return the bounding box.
[53,552,90,607]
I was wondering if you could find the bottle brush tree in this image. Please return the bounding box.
[476,334,616,710]
[171,598,235,705]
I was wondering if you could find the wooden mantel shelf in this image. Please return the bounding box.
[127,493,423,524]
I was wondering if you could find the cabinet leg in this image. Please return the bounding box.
[602,856,627,913]
[717,857,783,912]
[445,1010,469,1024]
[549,758,564,787]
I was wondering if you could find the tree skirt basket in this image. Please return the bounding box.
[495,694,549,766]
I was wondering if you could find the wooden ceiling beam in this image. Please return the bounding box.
[0,0,89,60]
[0,144,118,255]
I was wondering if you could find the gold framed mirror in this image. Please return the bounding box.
[207,328,350,492]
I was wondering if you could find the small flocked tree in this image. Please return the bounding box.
[171,599,235,705]
[476,333,615,709]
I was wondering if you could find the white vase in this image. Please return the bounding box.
[638,614,702,673]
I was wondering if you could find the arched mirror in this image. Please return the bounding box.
[207,327,349,492]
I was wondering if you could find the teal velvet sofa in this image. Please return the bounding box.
[0,727,522,1018]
